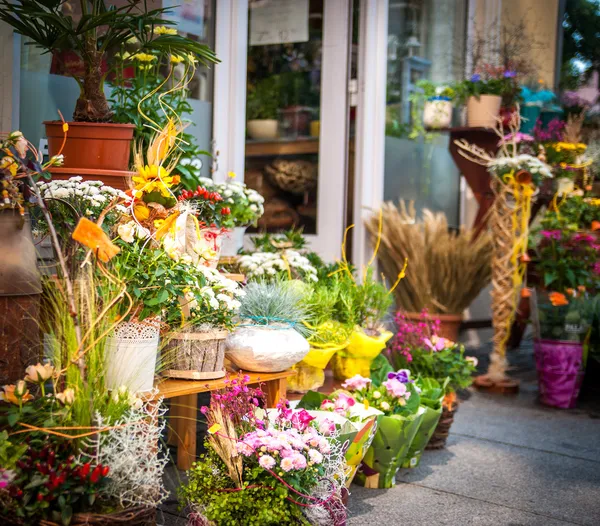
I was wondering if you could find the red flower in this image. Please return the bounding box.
[221,207,231,215]
[102,465,110,477]
[90,465,103,484]
[80,462,91,478]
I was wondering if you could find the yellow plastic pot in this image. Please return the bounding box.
[288,342,347,393]
[331,328,393,381]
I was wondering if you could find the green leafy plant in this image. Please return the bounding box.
[534,290,595,342]
[247,77,281,120]
[0,1,218,122]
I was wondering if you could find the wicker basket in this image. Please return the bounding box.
[425,400,458,450]
[165,328,228,380]
[21,506,156,526]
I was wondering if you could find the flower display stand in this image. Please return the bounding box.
[153,370,296,470]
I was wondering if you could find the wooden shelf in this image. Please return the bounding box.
[245,138,319,157]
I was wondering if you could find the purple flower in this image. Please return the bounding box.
[470,73,481,82]
[498,132,534,146]
[541,230,562,240]
[290,409,315,431]
[594,262,600,275]
[387,369,411,383]
[503,70,516,78]
[573,233,595,244]
[382,378,408,398]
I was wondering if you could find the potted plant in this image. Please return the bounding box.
[457,70,516,128]
[179,376,347,525]
[415,80,456,129]
[366,203,493,341]
[337,370,424,489]
[0,1,217,178]
[225,282,310,372]
[194,175,265,257]
[246,77,281,140]
[383,310,477,449]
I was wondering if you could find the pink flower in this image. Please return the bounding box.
[341,374,372,391]
[259,455,276,469]
[318,418,336,436]
[320,399,335,411]
[334,393,356,415]
[292,453,307,470]
[280,457,294,472]
[308,449,323,464]
[318,438,331,454]
[290,409,315,431]
[541,230,562,241]
[423,335,452,352]
[383,378,407,398]
[466,356,479,367]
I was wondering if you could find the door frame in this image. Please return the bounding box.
[212,0,352,262]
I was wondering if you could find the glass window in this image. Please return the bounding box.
[18,0,215,176]
[384,0,467,226]
[244,0,322,234]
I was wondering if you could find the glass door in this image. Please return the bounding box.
[242,0,352,261]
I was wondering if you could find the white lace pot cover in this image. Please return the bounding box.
[225,325,309,372]
[104,318,160,393]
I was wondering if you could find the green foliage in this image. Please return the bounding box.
[415,80,456,100]
[390,344,476,393]
[238,281,311,336]
[249,228,310,253]
[179,449,309,525]
[415,377,448,410]
[0,431,28,470]
[109,62,207,190]
[247,77,281,120]
[536,292,595,342]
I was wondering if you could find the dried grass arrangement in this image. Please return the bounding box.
[365,202,493,315]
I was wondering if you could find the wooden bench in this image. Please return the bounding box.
[152,370,296,470]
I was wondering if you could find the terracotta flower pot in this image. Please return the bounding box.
[404,312,463,342]
[466,95,502,128]
[44,121,135,189]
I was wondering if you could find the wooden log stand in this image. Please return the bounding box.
[153,370,296,470]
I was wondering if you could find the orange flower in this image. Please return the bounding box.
[591,221,600,231]
[520,253,531,263]
[0,381,34,405]
[549,292,569,307]
[578,285,586,292]
[72,218,120,263]
[520,287,531,298]
[566,288,575,296]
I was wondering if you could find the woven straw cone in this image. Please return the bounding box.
[488,177,524,381]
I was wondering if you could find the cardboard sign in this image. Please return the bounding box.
[249,0,309,46]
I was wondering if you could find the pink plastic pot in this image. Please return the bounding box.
[534,339,585,409]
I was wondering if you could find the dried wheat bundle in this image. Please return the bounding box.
[365,202,492,315]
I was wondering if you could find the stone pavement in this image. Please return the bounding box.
[159,340,600,526]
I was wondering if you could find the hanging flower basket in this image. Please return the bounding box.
[331,328,393,381]
[165,328,228,380]
[104,317,160,393]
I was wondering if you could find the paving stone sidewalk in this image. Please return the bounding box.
[159,340,600,526]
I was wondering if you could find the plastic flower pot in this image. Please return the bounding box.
[466,95,502,128]
[401,404,442,468]
[288,342,347,393]
[534,339,585,409]
[196,227,224,268]
[331,328,393,381]
[520,104,542,134]
[423,98,452,129]
[354,407,425,489]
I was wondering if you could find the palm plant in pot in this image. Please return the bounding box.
[0,0,217,179]
[366,202,493,341]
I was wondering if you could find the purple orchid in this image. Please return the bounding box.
[387,369,412,384]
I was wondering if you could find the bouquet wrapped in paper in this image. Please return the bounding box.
[401,377,447,468]
[331,327,393,380]
[339,370,424,488]
[296,391,383,486]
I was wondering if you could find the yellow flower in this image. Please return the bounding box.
[133,165,180,197]
[0,156,17,176]
[170,54,184,64]
[208,423,222,434]
[24,363,55,384]
[186,52,198,64]
[155,25,177,35]
[56,388,75,406]
[133,202,150,221]
[227,171,237,179]
[132,52,157,63]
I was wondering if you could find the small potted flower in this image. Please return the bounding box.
[195,174,265,256]
[330,268,394,381]
[246,77,281,140]
[415,80,456,129]
[384,311,477,449]
[339,370,425,489]
[225,282,310,372]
